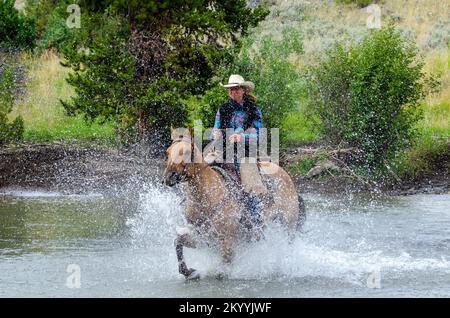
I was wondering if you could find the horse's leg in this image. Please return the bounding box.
[287,194,307,244]
[221,237,235,264]
[174,233,200,280]
[297,194,307,232]
[215,237,235,280]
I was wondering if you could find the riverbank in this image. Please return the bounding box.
[0,142,163,195]
[1,143,448,196]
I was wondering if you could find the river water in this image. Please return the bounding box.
[0,185,449,297]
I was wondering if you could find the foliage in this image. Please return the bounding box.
[59,0,269,143]
[287,156,318,176]
[10,50,115,145]
[391,133,450,181]
[25,0,57,35]
[335,0,376,7]
[35,0,76,52]
[235,27,306,131]
[24,115,116,145]
[62,15,135,122]
[280,112,320,147]
[308,26,425,171]
[0,64,24,144]
[0,0,36,50]
[187,27,307,144]
[185,85,228,129]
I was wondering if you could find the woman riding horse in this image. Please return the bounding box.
[212,74,266,232]
[163,129,305,280]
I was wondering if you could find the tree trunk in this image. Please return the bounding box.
[137,109,149,139]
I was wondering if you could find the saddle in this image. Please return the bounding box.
[208,158,273,206]
[209,164,242,190]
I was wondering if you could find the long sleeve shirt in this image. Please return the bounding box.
[213,99,263,144]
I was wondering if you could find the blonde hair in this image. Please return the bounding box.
[244,87,257,103]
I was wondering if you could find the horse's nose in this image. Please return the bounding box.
[162,172,175,187]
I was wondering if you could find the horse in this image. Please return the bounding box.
[163,128,306,280]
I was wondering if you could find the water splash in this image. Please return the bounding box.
[127,186,450,286]
[126,184,185,247]
[0,189,104,198]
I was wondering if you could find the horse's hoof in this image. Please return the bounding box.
[185,269,200,280]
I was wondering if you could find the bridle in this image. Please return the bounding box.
[166,137,222,185]
[171,136,195,162]
[165,136,198,185]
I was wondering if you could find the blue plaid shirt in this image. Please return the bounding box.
[213,104,263,144]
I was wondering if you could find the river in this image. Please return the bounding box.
[0,186,449,297]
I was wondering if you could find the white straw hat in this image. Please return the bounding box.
[221,74,255,90]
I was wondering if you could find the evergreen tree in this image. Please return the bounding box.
[0,0,36,50]
[61,0,268,143]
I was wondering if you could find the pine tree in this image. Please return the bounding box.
[61,0,269,143]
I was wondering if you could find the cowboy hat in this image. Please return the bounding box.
[221,74,255,90]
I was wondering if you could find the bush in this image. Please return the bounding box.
[308,26,425,171]
[187,27,307,144]
[185,85,228,129]
[335,0,376,7]
[392,134,450,181]
[24,0,77,52]
[37,6,73,51]
[0,0,36,50]
[0,64,24,144]
[236,27,306,132]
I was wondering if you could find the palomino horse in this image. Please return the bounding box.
[163,129,306,280]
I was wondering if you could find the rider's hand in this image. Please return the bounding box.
[212,130,222,140]
[229,133,243,143]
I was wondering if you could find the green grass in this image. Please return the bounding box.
[420,101,450,137]
[281,112,320,147]
[287,156,318,176]
[392,131,450,180]
[10,50,117,146]
[24,115,117,145]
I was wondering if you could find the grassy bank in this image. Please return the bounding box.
[9,50,116,146]
[252,0,449,180]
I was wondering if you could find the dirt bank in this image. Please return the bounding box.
[0,143,164,195]
[0,143,448,196]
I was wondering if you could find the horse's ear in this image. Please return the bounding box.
[171,127,191,141]
[187,127,193,138]
[170,126,178,141]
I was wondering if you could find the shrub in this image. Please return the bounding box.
[236,27,306,131]
[187,27,308,144]
[308,26,425,171]
[24,0,79,52]
[0,0,36,50]
[185,85,228,129]
[392,134,450,181]
[36,5,73,51]
[0,64,24,144]
[335,0,376,7]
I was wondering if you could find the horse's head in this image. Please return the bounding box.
[163,128,201,186]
